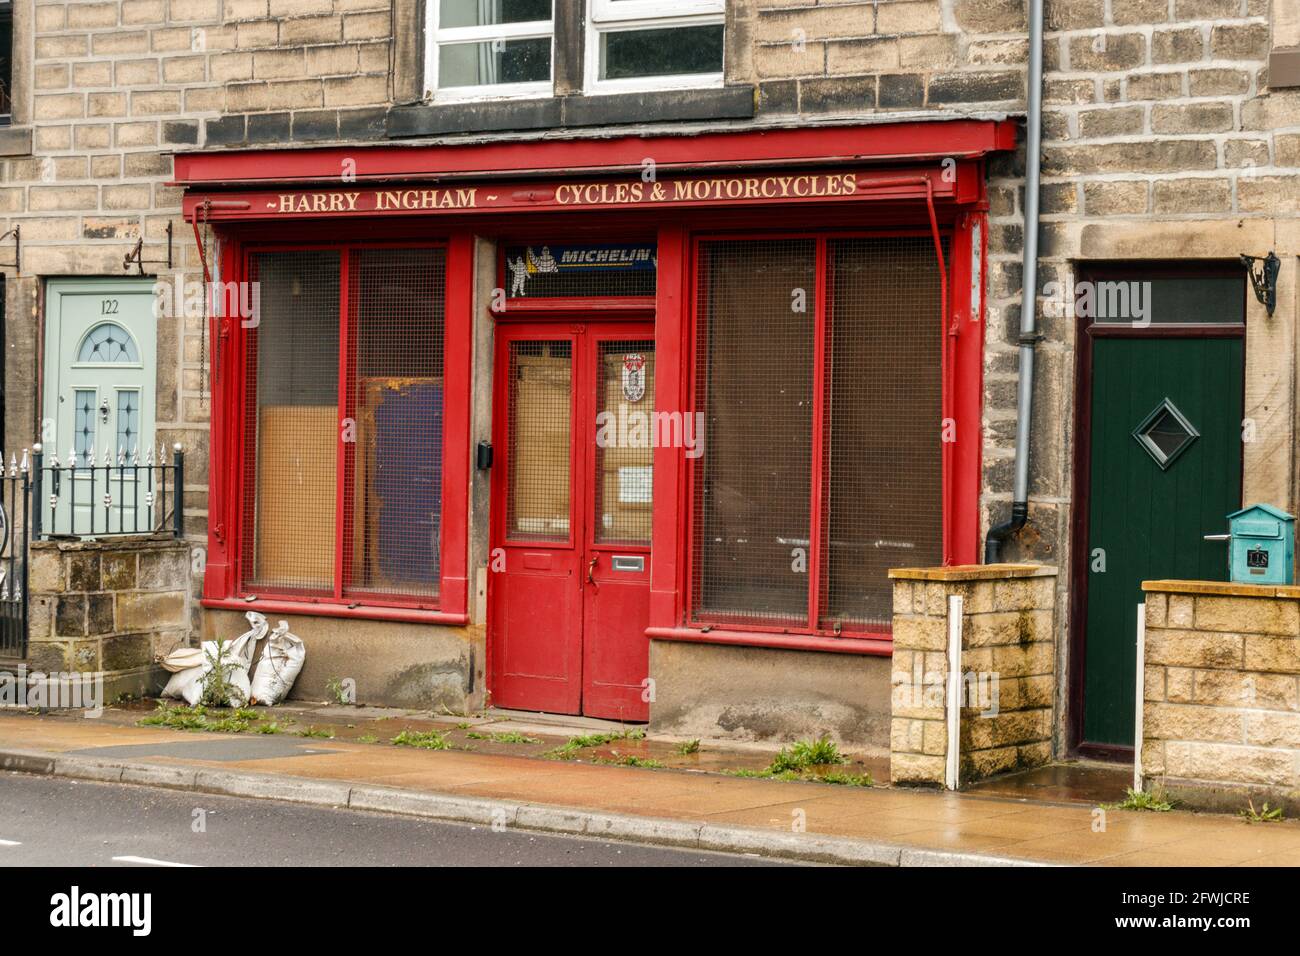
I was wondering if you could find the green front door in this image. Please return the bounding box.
[1081,335,1243,748]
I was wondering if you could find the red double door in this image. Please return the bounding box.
[489,321,655,721]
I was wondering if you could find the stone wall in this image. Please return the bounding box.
[732,0,1028,115]
[26,534,192,698]
[890,563,1056,787]
[1141,579,1300,812]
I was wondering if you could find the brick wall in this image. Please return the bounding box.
[1142,580,1300,812]
[889,563,1056,787]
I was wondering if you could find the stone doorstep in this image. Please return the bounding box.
[0,746,1047,868]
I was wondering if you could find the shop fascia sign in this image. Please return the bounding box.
[188,168,953,220]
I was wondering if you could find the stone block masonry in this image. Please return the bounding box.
[890,564,1056,788]
[1141,580,1300,813]
[25,535,193,700]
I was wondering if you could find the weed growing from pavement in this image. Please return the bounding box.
[253,721,283,734]
[357,734,378,744]
[391,729,452,750]
[1241,798,1284,823]
[1105,786,1174,812]
[466,731,542,744]
[721,736,872,787]
[298,726,335,739]
[595,752,664,769]
[676,739,701,755]
[542,728,646,760]
[139,702,270,735]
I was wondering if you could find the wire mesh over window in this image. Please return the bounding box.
[507,340,572,541]
[819,237,945,630]
[692,239,816,626]
[244,250,340,595]
[344,248,447,600]
[690,235,947,634]
[503,243,657,298]
[595,340,655,545]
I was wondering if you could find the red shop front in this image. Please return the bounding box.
[176,119,1014,736]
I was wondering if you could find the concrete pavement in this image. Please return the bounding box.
[2,713,1299,866]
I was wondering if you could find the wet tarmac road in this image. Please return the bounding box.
[0,773,793,867]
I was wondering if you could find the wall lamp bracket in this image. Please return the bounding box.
[1241,251,1280,317]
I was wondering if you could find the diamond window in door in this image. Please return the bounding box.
[1133,398,1200,470]
[77,322,140,363]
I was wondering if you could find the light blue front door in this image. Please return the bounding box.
[43,279,158,535]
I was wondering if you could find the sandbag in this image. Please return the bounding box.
[161,663,203,706]
[160,647,205,673]
[249,620,305,706]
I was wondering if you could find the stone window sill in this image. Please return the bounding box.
[388,85,755,138]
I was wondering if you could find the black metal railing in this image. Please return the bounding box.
[32,443,184,540]
[0,452,31,659]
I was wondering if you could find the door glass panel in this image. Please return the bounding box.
[1133,397,1199,470]
[116,389,140,460]
[507,340,572,541]
[73,388,96,465]
[595,340,654,545]
[78,321,139,363]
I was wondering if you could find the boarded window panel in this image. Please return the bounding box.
[346,248,447,599]
[508,341,573,541]
[245,250,340,594]
[693,239,816,626]
[595,341,654,545]
[821,237,944,628]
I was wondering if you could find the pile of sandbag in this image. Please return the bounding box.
[159,612,305,707]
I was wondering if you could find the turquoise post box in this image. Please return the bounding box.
[1225,504,1295,585]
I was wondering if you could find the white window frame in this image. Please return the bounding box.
[423,1,555,104]
[585,0,725,96]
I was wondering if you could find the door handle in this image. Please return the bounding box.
[99,399,110,424]
[1203,534,1231,541]
[587,555,598,586]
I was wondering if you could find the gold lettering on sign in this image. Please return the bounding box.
[271,174,855,214]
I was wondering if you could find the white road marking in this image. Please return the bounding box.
[0,839,20,846]
[111,855,196,867]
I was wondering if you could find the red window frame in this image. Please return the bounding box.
[648,217,984,655]
[202,235,473,624]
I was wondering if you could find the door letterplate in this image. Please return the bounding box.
[611,555,645,572]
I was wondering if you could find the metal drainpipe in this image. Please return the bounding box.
[985,0,1044,564]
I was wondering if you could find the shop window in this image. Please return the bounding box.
[242,247,447,604]
[585,0,724,94]
[424,0,554,103]
[690,236,944,634]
